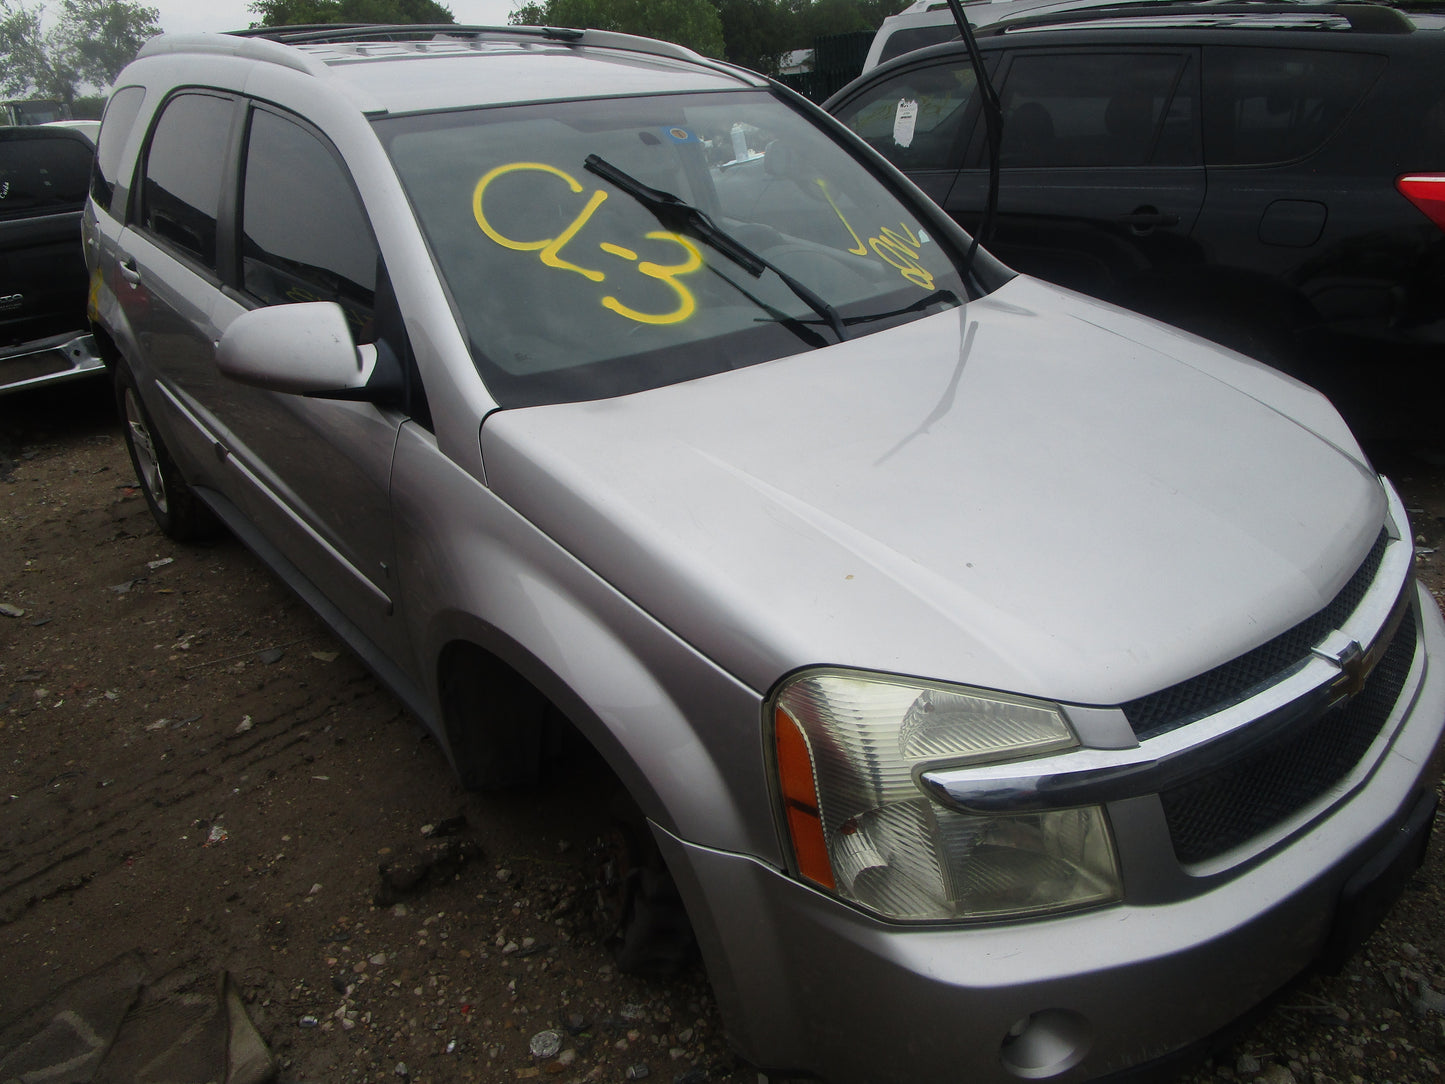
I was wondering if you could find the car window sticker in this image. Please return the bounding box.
[893,98,919,149]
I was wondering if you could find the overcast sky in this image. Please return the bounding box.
[147,0,520,37]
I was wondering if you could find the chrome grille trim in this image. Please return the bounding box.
[923,482,1416,867]
[1124,527,1393,740]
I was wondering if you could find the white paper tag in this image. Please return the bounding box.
[893,99,919,149]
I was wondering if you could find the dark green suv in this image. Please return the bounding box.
[827,3,1445,435]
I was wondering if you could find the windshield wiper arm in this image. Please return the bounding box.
[843,288,959,328]
[584,154,848,342]
[944,0,1001,282]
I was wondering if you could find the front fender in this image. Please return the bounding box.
[389,422,784,867]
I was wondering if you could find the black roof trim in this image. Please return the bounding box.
[978,1,1415,35]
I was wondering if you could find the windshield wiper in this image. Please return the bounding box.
[584,154,849,343]
[844,288,959,328]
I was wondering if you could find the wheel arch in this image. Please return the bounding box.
[429,613,684,836]
[413,590,781,867]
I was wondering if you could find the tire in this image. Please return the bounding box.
[115,361,219,542]
[439,646,549,790]
[595,817,696,977]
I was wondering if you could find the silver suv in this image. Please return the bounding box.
[86,24,1445,1084]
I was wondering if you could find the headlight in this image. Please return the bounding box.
[771,669,1121,921]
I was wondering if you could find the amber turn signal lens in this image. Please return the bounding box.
[775,707,836,890]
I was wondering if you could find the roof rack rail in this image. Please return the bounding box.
[223,23,761,82]
[980,1,1415,33]
[228,23,584,44]
[223,23,725,65]
[145,24,759,88]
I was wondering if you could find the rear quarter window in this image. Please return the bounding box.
[1203,47,1386,166]
[92,86,146,212]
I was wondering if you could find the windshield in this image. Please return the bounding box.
[376,90,968,407]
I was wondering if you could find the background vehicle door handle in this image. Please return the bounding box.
[1118,207,1180,232]
[118,258,142,285]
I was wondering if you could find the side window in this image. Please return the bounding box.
[998,52,1195,168]
[91,85,146,211]
[0,131,94,221]
[833,60,978,171]
[240,108,378,343]
[1203,48,1385,166]
[139,92,234,270]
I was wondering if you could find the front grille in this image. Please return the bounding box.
[1160,606,1418,866]
[1123,530,1390,740]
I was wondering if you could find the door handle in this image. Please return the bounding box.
[118,258,142,285]
[1118,207,1180,233]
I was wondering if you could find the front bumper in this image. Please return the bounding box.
[0,331,105,396]
[660,584,1445,1084]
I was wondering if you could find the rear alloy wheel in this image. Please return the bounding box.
[115,362,218,542]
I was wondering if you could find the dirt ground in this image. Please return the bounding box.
[2,377,1444,1084]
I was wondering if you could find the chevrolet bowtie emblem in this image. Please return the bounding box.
[1327,638,1375,705]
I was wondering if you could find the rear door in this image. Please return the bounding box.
[946,46,1206,305]
[1195,46,1391,318]
[117,89,241,477]
[120,92,413,670]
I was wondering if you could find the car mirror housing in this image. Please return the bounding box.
[217,301,374,397]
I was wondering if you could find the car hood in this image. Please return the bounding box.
[480,276,1384,705]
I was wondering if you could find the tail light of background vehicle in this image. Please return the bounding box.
[1397,174,1445,231]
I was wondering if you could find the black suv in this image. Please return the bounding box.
[0,123,104,394]
[825,3,1445,435]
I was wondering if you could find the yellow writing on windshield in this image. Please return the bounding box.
[603,232,702,325]
[472,162,700,326]
[815,179,868,256]
[872,225,934,290]
[815,179,935,290]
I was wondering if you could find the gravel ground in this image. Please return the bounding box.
[1,378,1443,1084]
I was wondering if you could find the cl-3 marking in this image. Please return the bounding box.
[472,162,702,326]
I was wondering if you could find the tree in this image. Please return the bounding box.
[788,0,896,44]
[0,0,158,105]
[509,0,725,58]
[713,0,792,74]
[248,0,455,26]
